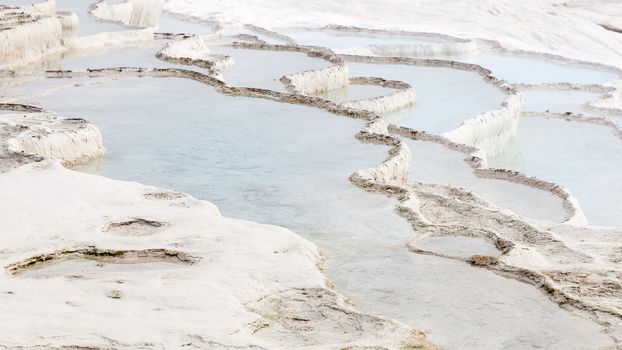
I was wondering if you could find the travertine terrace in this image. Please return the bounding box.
[1,0,622,349]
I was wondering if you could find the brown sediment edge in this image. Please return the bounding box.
[0,103,44,113]
[4,246,199,275]
[600,23,622,35]
[406,242,622,331]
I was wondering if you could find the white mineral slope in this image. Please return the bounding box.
[164,0,622,70]
[366,41,478,57]
[62,28,155,51]
[0,161,434,349]
[56,10,79,30]
[0,111,104,167]
[342,88,417,115]
[129,0,164,27]
[20,0,56,16]
[443,93,523,159]
[0,10,63,70]
[91,0,164,28]
[157,36,235,73]
[91,0,134,25]
[587,80,622,114]
[281,64,349,95]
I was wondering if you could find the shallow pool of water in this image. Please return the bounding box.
[522,89,603,113]
[347,62,506,133]
[488,116,622,227]
[404,138,568,222]
[58,39,198,71]
[208,45,332,91]
[311,84,395,102]
[6,75,612,349]
[433,51,620,85]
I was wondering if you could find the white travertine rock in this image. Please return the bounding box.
[0,13,63,70]
[281,64,349,95]
[342,87,417,115]
[129,0,164,27]
[1,112,104,166]
[0,160,433,349]
[443,93,524,159]
[63,28,155,50]
[90,0,164,28]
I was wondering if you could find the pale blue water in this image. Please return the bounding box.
[474,54,619,84]
[522,89,603,113]
[404,138,567,222]
[155,14,216,35]
[284,29,451,49]
[311,84,395,102]
[208,45,332,91]
[347,62,506,133]
[0,12,618,347]
[58,39,197,71]
[283,31,619,85]
[488,116,622,227]
[3,75,609,349]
